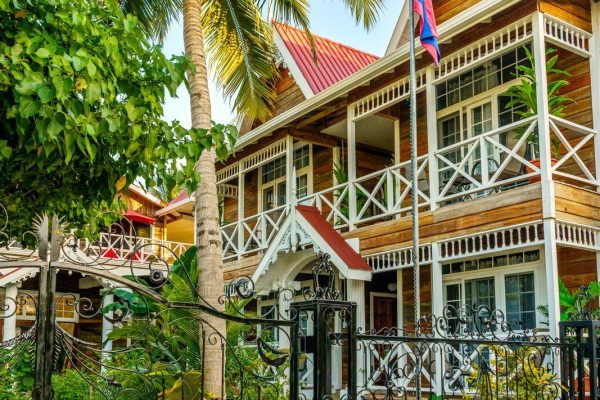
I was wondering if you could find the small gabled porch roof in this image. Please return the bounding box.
[251,205,371,290]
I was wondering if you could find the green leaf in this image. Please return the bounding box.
[52,76,73,100]
[36,47,50,58]
[37,85,56,103]
[15,71,44,95]
[85,81,101,103]
[46,112,66,137]
[19,97,41,118]
[71,55,86,71]
[125,100,145,122]
[64,133,75,164]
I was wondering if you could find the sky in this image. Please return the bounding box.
[160,1,405,128]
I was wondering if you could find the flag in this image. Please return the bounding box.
[413,0,441,66]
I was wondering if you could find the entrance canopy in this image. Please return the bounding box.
[251,205,371,290]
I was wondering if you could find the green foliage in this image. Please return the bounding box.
[538,279,600,322]
[333,162,367,223]
[0,0,237,235]
[503,46,572,159]
[464,345,563,400]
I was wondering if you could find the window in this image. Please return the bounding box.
[436,45,531,111]
[442,250,543,330]
[260,143,311,211]
[505,273,536,329]
[15,292,79,322]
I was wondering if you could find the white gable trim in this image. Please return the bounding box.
[385,1,409,56]
[251,208,371,286]
[273,28,315,99]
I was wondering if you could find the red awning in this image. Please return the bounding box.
[124,209,155,225]
[296,205,371,272]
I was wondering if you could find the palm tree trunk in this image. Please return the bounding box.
[183,0,225,397]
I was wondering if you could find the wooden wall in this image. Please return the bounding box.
[558,246,598,292]
[555,182,600,227]
[539,0,592,31]
[345,183,543,255]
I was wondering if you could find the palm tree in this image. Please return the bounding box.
[120,0,386,395]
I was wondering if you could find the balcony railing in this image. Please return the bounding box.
[221,114,599,261]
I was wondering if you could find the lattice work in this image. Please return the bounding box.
[352,71,427,121]
[544,14,591,58]
[435,16,532,82]
[439,221,544,261]
[556,221,600,251]
[366,245,432,273]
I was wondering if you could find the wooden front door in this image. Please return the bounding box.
[372,295,397,331]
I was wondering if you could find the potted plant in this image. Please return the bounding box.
[503,47,572,183]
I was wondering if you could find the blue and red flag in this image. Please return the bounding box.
[413,0,441,66]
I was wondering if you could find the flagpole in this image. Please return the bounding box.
[408,0,421,397]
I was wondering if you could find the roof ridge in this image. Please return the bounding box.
[272,21,379,60]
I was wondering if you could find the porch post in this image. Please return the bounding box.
[590,0,600,191]
[346,279,365,386]
[430,243,444,395]
[237,169,245,259]
[3,283,17,342]
[286,135,295,201]
[533,12,560,337]
[347,106,357,230]
[101,294,114,352]
[426,66,439,211]
[332,275,343,391]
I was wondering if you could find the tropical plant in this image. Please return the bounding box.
[538,279,600,323]
[0,0,236,236]
[333,162,369,222]
[464,345,564,400]
[503,46,572,160]
[106,247,287,399]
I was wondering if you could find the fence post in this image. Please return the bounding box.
[289,304,300,400]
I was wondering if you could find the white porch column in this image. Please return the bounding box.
[346,279,365,386]
[102,294,114,352]
[429,244,444,395]
[237,170,245,259]
[347,106,357,230]
[332,275,343,391]
[425,66,439,211]
[285,136,295,201]
[3,283,17,342]
[533,12,560,337]
[590,0,600,191]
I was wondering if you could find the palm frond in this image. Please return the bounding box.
[340,0,385,31]
[202,0,278,122]
[118,0,182,42]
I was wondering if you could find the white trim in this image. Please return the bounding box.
[155,196,193,217]
[273,28,315,98]
[16,290,80,323]
[590,0,600,190]
[385,1,409,55]
[369,292,397,330]
[543,14,592,58]
[234,0,524,152]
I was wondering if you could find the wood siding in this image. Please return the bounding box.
[539,0,592,31]
[555,182,600,227]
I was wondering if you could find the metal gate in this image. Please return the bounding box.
[0,208,301,399]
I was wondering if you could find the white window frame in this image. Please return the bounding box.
[15,290,80,323]
[441,249,547,330]
[258,142,313,211]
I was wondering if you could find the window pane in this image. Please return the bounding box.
[505,273,536,329]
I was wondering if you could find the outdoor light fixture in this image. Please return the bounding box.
[387,282,397,292]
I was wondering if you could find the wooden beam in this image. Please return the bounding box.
[295,100,347,129]
[290,129,338,148]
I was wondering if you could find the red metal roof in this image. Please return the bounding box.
[125,209,156,225]
[296,205,371,272]
[273,22,379,95]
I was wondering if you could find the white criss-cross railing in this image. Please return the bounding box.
[301,183,350,229]
[435,117,540,204]
[549,116,599,188]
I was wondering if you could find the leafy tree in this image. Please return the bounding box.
[0,0,236,235]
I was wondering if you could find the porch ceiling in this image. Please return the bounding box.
[321,114,395,151]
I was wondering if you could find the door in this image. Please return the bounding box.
[371,295,398,386]
[372,295,397,331]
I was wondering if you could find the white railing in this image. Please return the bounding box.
[302,183,350,229]
[81,233,193,264]
[353,156,430,225]
[549,116,598,187]
[435,117,540,204]
[544,14,591,58]
[438,221,544,261]
[556,221,600,251]
[222,205,290,260]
